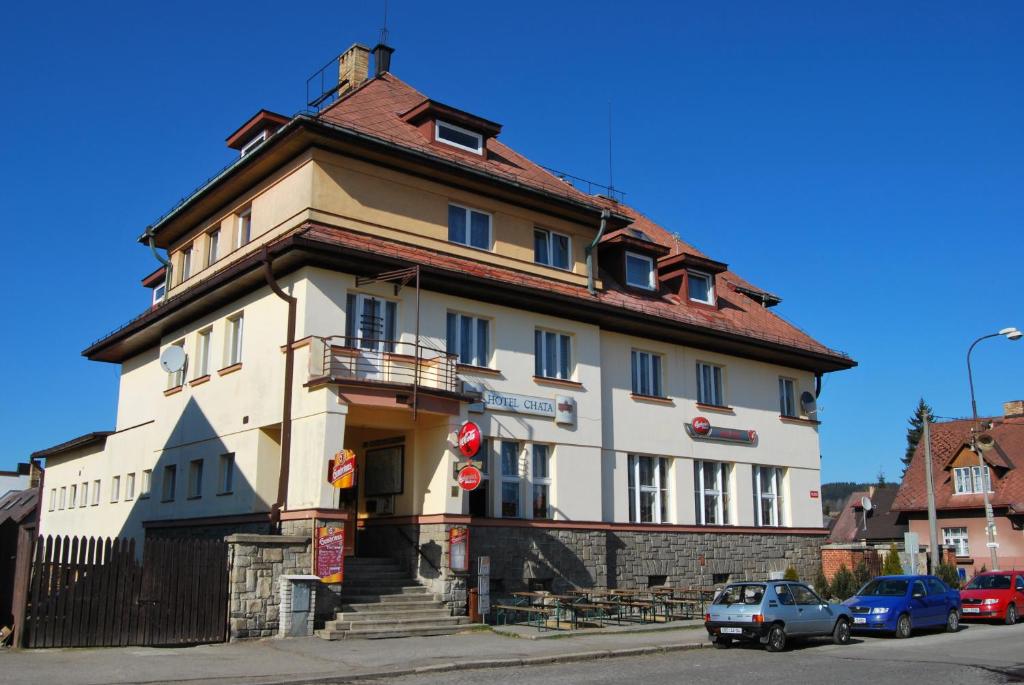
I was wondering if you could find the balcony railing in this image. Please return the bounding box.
[312,336,460,394]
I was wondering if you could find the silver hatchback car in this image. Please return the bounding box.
[705,581,854,651]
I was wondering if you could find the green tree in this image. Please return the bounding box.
[853,558,872,586]
[882,544,904,575]
[830,564,858,600]
[936,564,960,589]
[876,469,888,487]
[814,568,831,600]
[903,398,935,475]
[783,566,799,581]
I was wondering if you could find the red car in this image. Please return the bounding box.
[959,570,1024,624]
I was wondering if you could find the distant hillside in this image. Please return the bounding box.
[822,481,875,517]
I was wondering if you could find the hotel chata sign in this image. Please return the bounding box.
[470,389,576,426]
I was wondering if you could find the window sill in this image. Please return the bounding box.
[189,375,211,387]
[187,495,202,501]
[533,376,584,390]
[630,393,674,406]
[138,494,150,500]
[216,491,234,497]
[218,363,242,377]
[163,385,183,397]
[779,415,820,426]
[695,402,733,414]
[160,499,175,504]
[457,364,502,377]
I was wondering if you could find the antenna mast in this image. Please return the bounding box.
[607,101,615,193]
[379,0,390,44]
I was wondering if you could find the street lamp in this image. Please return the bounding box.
[966,326,1022,571]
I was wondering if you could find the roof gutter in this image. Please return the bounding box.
[586,209,611,295]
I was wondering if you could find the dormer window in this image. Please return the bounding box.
[239,130,267,157]
[625,252,656,290]
[152,280,166,305]
[435,120,483,155]
[687,271,714,304]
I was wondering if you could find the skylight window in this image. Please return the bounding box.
[435,120,483,154]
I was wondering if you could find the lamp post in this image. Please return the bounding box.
[966,327,1022,571]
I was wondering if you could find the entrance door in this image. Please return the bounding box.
[337,477,358,557]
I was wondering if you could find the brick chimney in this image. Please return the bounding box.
[338,44,370,97]
[1005,400,1024,418]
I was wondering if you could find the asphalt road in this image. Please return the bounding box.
[360,621,1024,685]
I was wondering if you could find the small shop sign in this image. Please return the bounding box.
[685,417,758,445]
[457,465,483,491]
[457,422,482,458]
[327,449,357,489]
[450,527,469,572]
[315,526,345,584]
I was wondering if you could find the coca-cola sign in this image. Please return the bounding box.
[685,418,758,445]
[691,416,712,436]
[457,421,482,458]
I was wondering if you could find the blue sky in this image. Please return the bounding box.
[0,2,1021,483]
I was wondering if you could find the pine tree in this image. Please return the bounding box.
[853,558,872,586]
[814,568,831,600]
[882,544,904,575]
[783,566,799,581]
[904,398,936,475]
[830,565,857,601]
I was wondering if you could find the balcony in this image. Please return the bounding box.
[308,336,461,396]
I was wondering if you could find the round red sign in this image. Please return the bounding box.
[457,465,482,491]
[691,416,712,436]
[457,421,482,458]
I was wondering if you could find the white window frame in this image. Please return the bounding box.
[953,465,992,494]
[110,475,120,503]
[207,228,221,267]
[631,349,664,397]
[628,455,671,524]
[180,245,193,282]
[58,487,66,510]
[499,441,522,519]
[152,280,166,305]
[239,130,267,157]
[696,362,725,406]
[345,293,398,352]
[91,480,100,505]
[188,459,203,499]
[695,460,731,525]
[753,465,785,527]
[226,314,244,367]
[779,377,797,417]
[236,208,252,248]
[625,251,656,290]
[446,312,490,367]
[167,340,186,389]
[533,228,572,270]
[125,472,136,501]
[531,444,552,520]
[447,203,492,250]
[534,329,572,380]
[196,328,212,378]
[48,488,55,512]
[69,484,77,509]
[435,120,483,154]
[79,482,88,508]
[943,526,969,557]
[687,270,715,304]
[219,453,235,494]
[140,470,152,499]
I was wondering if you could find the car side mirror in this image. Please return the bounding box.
[912,591,924,599]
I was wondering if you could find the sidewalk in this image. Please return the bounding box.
[0,622,706,685]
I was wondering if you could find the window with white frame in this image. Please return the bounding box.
[435,120,483,154]
[534,329,572,380]
[125,473,136,500]
[207,228,221,267]
[345,293,398,352]
[140,470,151,498]
[226,314,244,366]
[499,441,521,518]
[91,480,100,505]
[752,466,785,527]
[696,362,725,406]
[694,460,730,525]
[239,130,267,157]
[162,465,177,502]
[196,328,212,377]
[167,340,186,388]
[687,271,714,304]
[219,453,235,494]
[631,350,663,397]
[180,245,193,282]
[447,204,491,250]
[69,484,77,509]
[628,455,670,523]
[152,280,166,305]
[532,444,552,520]
[625,252,656,290]
[59,487,66,510]
[779,378,797,417]
[48,488,55,511]
[534,228,571,270]
[79,482,88,508]
[943,526,969,557]
[953,465,992,494]
[446,312,490,367]
[237,208,252,247]
[111,475,120,503]
[188,459,203,499]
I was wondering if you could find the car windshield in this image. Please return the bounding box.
[966,575,1012,590]
[857,579,909,596]
[714,584,766,606]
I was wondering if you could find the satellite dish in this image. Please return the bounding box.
[800,391,817,416]
[160,346,186,374]
[860,496,873,512]
[976,434,995,452]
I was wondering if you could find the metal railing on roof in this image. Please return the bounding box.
[541,167,626,203]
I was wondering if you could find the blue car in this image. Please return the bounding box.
[843,575,961,638]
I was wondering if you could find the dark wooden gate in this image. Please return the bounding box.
[23,535,228,648]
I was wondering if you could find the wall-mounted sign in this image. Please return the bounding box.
[685,420,758,445]
[457,422,482,458]
[555,395,577,426]
[450,527,469,572]
[457,465,482,491]
[809,490,819,499]
[327,449,357,489]
[481,390,556,416]
[315,526,345,584]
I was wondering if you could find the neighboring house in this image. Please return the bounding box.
[0,464,31,498]
[0,486,39,628]
[33,41,855,594]
[829,486,907,545]
[893,401,1024,575]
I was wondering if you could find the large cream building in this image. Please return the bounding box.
[36,43,854,595]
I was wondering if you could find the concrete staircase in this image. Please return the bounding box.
[317,556,476,639]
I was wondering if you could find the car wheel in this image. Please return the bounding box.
[894,613,912,638]
[833,618,852,645]
[765,625,787,652]
[1005,604,1018,626]
[713,637,732,649]
[946,609,959,633]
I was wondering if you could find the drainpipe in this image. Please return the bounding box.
[262,246,297,526]
[145,225,173,296]
[815,373,823,398]
[586,209,611,295]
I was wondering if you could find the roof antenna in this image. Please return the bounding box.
[607,101,615,194]
[379,0,390,44]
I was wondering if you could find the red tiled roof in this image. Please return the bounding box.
[893,416,1024,513]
